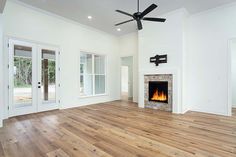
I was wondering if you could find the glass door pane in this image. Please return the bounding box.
[41,49,56,104]
[9,39,59,117]
[14,45,33,107]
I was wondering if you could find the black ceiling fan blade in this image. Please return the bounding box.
[143,17,166,22]
[137,20,143,30]
[140,4,157,18]
[116,10,133,18]
[115,19,134,26]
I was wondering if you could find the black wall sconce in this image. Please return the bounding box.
[150,54,168,66]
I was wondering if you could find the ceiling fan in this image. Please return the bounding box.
[115,0,166,30]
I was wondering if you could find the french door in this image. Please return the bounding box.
[8,39,60,117]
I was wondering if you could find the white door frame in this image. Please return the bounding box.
[8,38,60,117]
[228,38,236,116]
[37,44,60,112]
[8,39,38,117]
[120,56,134,101]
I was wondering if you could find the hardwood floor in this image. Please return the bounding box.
[0,101,236,157]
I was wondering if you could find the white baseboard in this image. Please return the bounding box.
[190,108,229,116]
[182,109,190,114]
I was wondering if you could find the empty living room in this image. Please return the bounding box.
[0,0,236,156]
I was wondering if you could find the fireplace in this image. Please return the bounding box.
[149,81,168,103]
[144,74,172,112]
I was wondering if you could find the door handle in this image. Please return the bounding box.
[38,82,41,88]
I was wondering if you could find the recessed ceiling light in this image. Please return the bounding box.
[117,28,121,32]
[88,16,92,20]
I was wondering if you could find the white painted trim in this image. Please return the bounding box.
[190,1,236,18]
[227,38,236,116]
[5,37,61,118]
[3,36,9,119]
[120,56,134,101]
[79,51,107,98]
[8,39,38,117]
[79,94,108,99]
[159,8,189,18]
[37,44,61,112]
[0,15,3,127]
[5,35,61,49]
[3,36,61,119]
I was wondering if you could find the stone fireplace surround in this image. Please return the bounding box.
[139,68,183,114]
[144,74,173,111]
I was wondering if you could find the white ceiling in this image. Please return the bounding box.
[15,0,236,36]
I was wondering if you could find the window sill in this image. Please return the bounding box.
[79,94,108,99]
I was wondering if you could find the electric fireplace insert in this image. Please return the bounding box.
[149,81,168,103]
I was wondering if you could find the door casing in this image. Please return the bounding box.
[8,38,60,117]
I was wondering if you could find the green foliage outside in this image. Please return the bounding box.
[14,57,55,88]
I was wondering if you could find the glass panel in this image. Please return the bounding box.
[94,55,105,74]
[14,45,32,107]
[80,74,93,96]
[80,52,92,74]
[95,75,105,95]
[41,49,56,104]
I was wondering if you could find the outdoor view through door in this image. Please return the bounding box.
[41,49,56,104]
[9,39,59,117]
[14,45,33,106]
[13,47,56,106]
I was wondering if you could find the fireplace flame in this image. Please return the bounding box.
[151,89,167,101]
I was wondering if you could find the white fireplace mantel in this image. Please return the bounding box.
[138,67,184,114]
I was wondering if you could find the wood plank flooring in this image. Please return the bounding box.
[0,101,236,157]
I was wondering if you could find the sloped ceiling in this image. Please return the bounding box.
[12,0,236,35]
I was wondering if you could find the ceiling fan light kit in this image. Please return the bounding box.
[115,0,166,30]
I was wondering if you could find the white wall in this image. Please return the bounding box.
[119,33,138,102]
[3,0,236,118]
[138,9,188,113]
[0,14,3,127]
[138,3,236,116]
[186,3,236,115]
[232,41,236,107]
[2,1,120,118]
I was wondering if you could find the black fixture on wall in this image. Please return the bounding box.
[150,54,167,66]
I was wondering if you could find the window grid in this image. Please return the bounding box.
[80,52,106,97]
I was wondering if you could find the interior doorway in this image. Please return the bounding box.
[8,39,60,117]
[231,39,236,116]
[121,66,129,100]
[121,56,133,101]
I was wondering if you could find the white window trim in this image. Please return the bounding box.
[79,51,107,98]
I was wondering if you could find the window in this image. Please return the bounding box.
[80,52,106,97]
